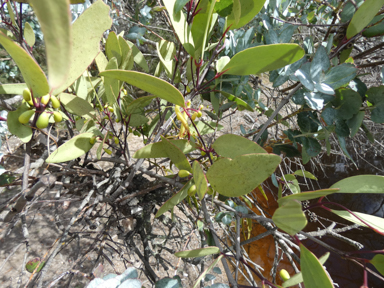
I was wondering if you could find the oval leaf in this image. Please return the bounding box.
[0,32,49,97]
[346,0,384,39]
[24,22,35,47]
[192,161,208,199]
[133,139,195,158]
[175,247,220,258]
[54,0,112,94]
[330,175,384,194]
[46,132,94,163]
[99,70,185,107]
[59,93,96,119]
[161,136,191,172]
[223,44,304,76]
[7,104,33,143]
[30,0,71,89]
[272,200,307,235]
[212,134,266,159]
[300,244,334,288]
[331,209,384,234]
[206,153,281,197]
[227,0,265,30]
[0,83,28,95]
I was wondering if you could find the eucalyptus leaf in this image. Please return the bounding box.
[331,209,384,234]
[175,247,220,258]
[212,134,266,159]
[272,200,307,235]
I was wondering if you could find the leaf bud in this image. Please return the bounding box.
[36,112,50,129]
[18,110,35,124]
[51,95,60,109]
[41,95,50,105]
[178,170,191,178]
[53,111,62,123]
[188,184,197,196]
[23,88,31,102]
[279,269,290,281]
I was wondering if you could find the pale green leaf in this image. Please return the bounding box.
[6,2,16,26]
[0,83,28,95]
[192,161,208,199]
[330,175,384,193]
[223,44,305,75]
[7,104,33,143]
[46,133,94,163]
[99,70,185,107]
[206,153,281,197]
[331,209,384,234]
[118,37,133,70]
[0,32,49,97]
[30,0,71,89]
[54,0,112,94]
[124,95,156,116]
[105,31,121,64]
[156,179,194,217]
[370,255,384,277]
[218,90,254,111]
[216,56,230,73]
[282,253,330,287]
[59,93,96,119]
[161,136,191,172]
[128,114,149,127]
[104,57,120,106]
[346,0,384,39]
[227,0,265,30]
[277,189,340,205]
[24,22,35,47]
[189,120,224,135]
[300,244,334,288]
[175,247,220,258]
[212,134,266,159]
[272,200,307,235]
[95,52,109,73]
[126,41,149,72]
[293,170,318,180]
[133,139,195,158]
[157,39,176,77]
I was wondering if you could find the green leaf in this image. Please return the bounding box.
[331,209,384,234]
[124,95,156,116]
[212,134,266,159]
[346,0,384,39]
[46,133,94,163]
[206,153,281,197]
[175,247,220,258]
[54,0,112,94]
[6,2,16,26]
[371,102,384,123]
[25,258,45,273]
[310,46,330,83]
[7,104,33,143]
[192,255,224,288]
[104,57,120,106]
[156,39,176,77]
[218,90,254,111]
[0,32,49,97]
[118,37,133,70]
[332,88,362,120]
[363,21,384,38]
[99,70,185,107]
[277,189,340,205]
[133,139,196,158]
[126,40,149,72]
[189,120,223,135]
[293,170,318,180]
[214,0,233,17]
[272,200,307,235]
[347,111,365,137]
[226,0,265,30]
[24,22,35,47]
[330,175,384,194]
[192,161,208,199]
[161,136,191,172]
[0,83,28,94]
[128,114,149,127]
[30,0,71,89]
[282,253,330,287]
[323,64,357,89]
[174,0,189,14]
[366,86,384,105]
[301,244,334,288]
[105,32,122,64]
[370,255,384,277]
[59,93,96,119]
[156,179,193,217]
[223,44,305,76]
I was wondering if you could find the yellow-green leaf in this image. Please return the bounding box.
[175,247,220,258]
[192,255,224,288]
[0,83,28,95]
[331,209,384,234]
[24,22,35,47]
[330,175,384,193]
[272,200,307,235]
[192,161,208,199]
[212,134,266,159]
[99,70,185,107]
[223,44,305,76]
[370,255,384,277]
[161,136,191,172]
[30,0,71,89]
[59,93,96,119]
[227,0,265,30]
[133,139,195,158]
[278,189,339,205]
[7,104,33,143]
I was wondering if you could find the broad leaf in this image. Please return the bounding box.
[104,57,120,106]
[272,200,307,235]
[300,244,334,288]
[105,32,122,65]
[293,170,318,180]
[99,70,185,107]
[331,209,384,234]
[0,83,28,94]
[175,247,220,258]
[346,0,384,39]
[46,133,94,163]
[218,90,254,111]
[277,189,340,205]
[124,95,156,116]
[212,134,266,159]
[126,40,149,72]
[323,64,357,89]
[227,0,265,30]
[189,121,224,135]
[30,0,71,89]
[370,255,384,277]
[59,93,96,119]
[223,44,305,75]
[7,104,33,143]
[156,179,193,217]
[157,39,176,77]
[310,46,330,82]
[206,153,281,197]
[330,175,384,194]
[133,139,195,158]
[192,161,208,199]
[174,0,190,14]
[24,22,35,47]
[161,136,191,172]
[0,32,49,97]
[54,0,112,94]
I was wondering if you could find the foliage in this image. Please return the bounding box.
[1,0,384,287]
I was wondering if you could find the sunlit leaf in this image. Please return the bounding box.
[227,0,265,30]
[212,134,266,159]
[277,189,340,205]
[126,40,149,72]
[133,139,195,158]
[192,161,208,199]
[30,0,71,89]
[218,90,254,112]
[331,209,384,234]
[7,104,33,143]
[0,83,28,94]
[46,133,94,163]
[330,175,384,194]
[161,136,191,172]
[175,247,220,258]
[293,170,318,180]
[223,44,305,75]
[272,200,307,235]
[206,153,281,197]
[370,255,384,277]
[24,22,35,47]
[59,93,96,119]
